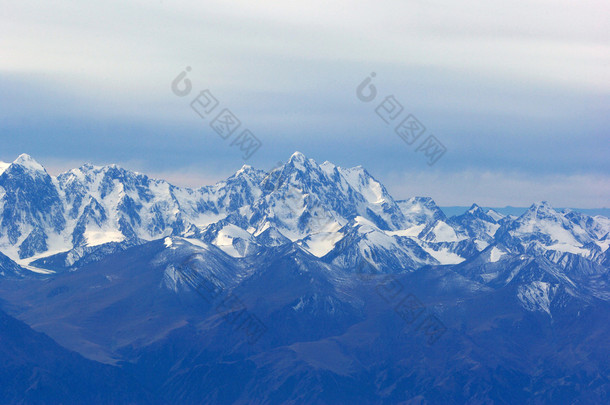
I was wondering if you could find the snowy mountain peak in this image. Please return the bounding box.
[531,200,553,211]
[460,204,497,224]
[289,151,307,162]
[486,209,505,222]
[229,164,265,183]
[11,154,47,174]
[468,203,482,214]
[285,151,314,173]
[413,197,441,208]
[399,197,445,218]
[78,162,100,172]
[523,201,560,221]
[236,164,253,174]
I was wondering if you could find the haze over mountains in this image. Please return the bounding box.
[0,152,608,404]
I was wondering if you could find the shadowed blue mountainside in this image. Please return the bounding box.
[0,307,161,403]
[0,153,608,404]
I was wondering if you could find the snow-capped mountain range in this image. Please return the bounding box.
[0,153,606,260]
[1,152,609,403]
[0,152,609,311]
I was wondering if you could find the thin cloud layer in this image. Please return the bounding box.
[1,0,608,207]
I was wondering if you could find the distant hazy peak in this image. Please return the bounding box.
[289,151,307,162]
[12,153,46,173]
[468,203,482,213]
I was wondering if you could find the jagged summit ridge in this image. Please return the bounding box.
[0,153,607,299]
[14,153,45,170]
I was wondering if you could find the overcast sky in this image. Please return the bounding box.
[1,0,608,207]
